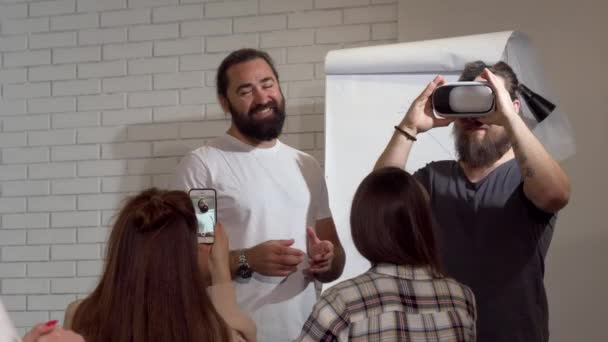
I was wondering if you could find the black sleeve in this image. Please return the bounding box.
[413,164,432,192]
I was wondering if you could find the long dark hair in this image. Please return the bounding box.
[71,188,230,342]
[350,167,443,274]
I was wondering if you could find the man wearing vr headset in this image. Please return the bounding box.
[375,61,570,342]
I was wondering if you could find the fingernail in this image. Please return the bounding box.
[45,320,58,327]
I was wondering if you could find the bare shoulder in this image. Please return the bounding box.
[64,299,84,329]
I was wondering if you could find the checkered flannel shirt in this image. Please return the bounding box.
[295,263,476,341]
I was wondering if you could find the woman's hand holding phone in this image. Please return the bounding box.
[207,223,231,284]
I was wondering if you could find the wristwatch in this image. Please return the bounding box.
[237,249,252,279]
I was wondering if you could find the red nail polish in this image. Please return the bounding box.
[45,320,58,327]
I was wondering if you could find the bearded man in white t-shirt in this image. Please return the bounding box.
[173,48,345,341]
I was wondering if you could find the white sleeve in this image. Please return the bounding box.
[0,299,21,342]
[172,152,211,192]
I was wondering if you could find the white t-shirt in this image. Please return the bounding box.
[173,134,332,341]
[0,298,21,342]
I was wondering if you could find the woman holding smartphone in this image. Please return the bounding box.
[63,188,256,342]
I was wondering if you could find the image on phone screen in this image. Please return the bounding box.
[188,189,216,244]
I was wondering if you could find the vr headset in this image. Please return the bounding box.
[432,81,495,118]
[432,81,555,122]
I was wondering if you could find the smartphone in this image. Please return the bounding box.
[188,188,217,244]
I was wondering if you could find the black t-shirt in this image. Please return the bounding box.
[414,159,555,342]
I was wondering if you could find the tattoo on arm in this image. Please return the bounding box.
[512,141,533,177]
[519,154,528,164]
[523,167,535,178]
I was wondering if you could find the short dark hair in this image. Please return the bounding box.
[459,60,519,100]
[216,48,280,98]
[350,167,443,274]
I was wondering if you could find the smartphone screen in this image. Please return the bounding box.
[188,188,216,244]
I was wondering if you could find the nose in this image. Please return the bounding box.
[252,87,270,105]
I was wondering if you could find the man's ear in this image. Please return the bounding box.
[513,98,521,114]
[218,96,230,114]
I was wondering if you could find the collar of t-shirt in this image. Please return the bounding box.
[221,133,282,155]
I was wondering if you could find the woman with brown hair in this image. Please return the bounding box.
[296,167,476,341]
[63,188,256,342]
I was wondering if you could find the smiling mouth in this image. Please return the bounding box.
[250,105,275,119]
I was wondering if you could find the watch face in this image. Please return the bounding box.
[238,264,252,279]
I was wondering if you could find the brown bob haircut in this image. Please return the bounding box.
[350,167,443,274]
[71,188,230,342]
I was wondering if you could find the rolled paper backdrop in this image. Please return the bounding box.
[325,30,576,161]
[518,83,556,123]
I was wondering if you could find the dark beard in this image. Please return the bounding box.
[454,126,511,169]
[228,98,286,142]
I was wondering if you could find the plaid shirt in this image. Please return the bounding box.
[295,263,476,341]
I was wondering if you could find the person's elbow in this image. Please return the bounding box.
[533,185,570,213]
[547,188,570,213]
[326,264,345,283]
[316,270,342,284]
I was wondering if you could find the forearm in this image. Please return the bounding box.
[208,283,257,342]
[374,127,416,170]
[504,114,570,212]
[315,244,345,283]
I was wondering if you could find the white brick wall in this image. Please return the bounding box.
[0,0,397,330]
[153,4,203,23]
[27,262,75,278]
[0,68,27,84]
[29,0,75,18]
[30,32,77,49]
[0,36,28,52]
[28,98,76,114]
[77,0,127,13]
[2,18,49,35]
[29,163,76,179]
[54,46,101,64]
[100,8,150,27]
[180,19,231,37]
[50,13,98,31]
[0,4,27,20]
